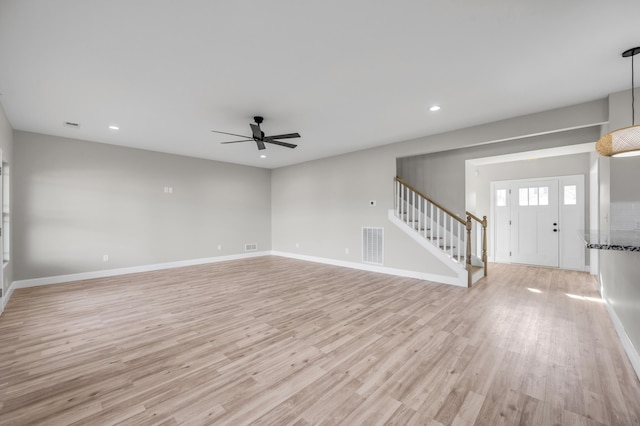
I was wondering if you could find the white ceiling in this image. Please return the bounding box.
[0,1,639,169]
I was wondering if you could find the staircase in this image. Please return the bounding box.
[390,177,487,287]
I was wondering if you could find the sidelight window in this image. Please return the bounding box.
[564,185,577,205]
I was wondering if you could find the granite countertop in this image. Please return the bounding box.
[580,230,640,251]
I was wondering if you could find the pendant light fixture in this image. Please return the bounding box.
[596,47,640,157]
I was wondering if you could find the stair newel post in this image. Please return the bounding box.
[466,215,473,288]
[482,215,488,277]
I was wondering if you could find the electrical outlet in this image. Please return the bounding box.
[217,244,222,251]
[295,242,299,249]
[634,219,640,230]
[103,254,109,262]
[345,248,349,254]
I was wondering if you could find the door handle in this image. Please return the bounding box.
[553,229,558,232]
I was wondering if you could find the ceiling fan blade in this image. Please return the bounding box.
[211,130,251,139]
[265,140,297,149]
[220,139,253,144]
[256,140,266,150]
[265,132,300,140]
[250,123,262,140]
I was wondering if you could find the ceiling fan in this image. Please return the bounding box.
[212,116,300,150]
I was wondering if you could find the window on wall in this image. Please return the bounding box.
[564,185,577,205]
[519,186,549,206]
[519,188,529,206]
[528,187,539,206]
[496,189,507,206]
[539,187,549,205]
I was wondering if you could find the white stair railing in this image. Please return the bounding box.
[395,177,487,287]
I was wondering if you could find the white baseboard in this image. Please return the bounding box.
[386,210,467,286]
[3,249,463,313]
[271,251,464,287]
[8,251,270,293]
[603,297,640,381]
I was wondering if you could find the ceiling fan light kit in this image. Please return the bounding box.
[212,116,300,151]
[596,46,640,157]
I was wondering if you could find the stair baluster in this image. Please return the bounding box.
[393,177,488,287]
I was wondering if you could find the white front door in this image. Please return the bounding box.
[510,179,559,267]
[491,175,585,270]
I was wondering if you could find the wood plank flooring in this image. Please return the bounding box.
[1,256,639,425]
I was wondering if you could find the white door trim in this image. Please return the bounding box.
[490,174,586,270]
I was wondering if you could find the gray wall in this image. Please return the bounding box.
[14,131,272,280]
[599,88,640,370]
[466,153,591,261]
[387,98,607,160]
[466,152,591,221]
[397,126,599,218]
[609,88,640,229]
[272,100,607,278]
[609,87,640,205]
[0,102,13,296]
[600,250,640,374]
[7,98,613,284]
[271,146,456,277]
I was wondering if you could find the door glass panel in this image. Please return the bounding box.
[519,188,528,206]
[496,189,507,206]
[539,187,549,205]
[564,185,577,205]
[529,187,538,206]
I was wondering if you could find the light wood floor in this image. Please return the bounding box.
[1,257,639,425]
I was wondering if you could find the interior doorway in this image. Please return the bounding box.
[491,175,585,270]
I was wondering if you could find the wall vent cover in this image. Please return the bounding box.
[362,227,384,265]
[245,243,257,252]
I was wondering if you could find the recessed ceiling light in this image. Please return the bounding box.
[429,105,441,112]
[260,154,267,158]
[109,125,120,130]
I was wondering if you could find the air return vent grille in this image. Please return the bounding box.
[362,227,384,265]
